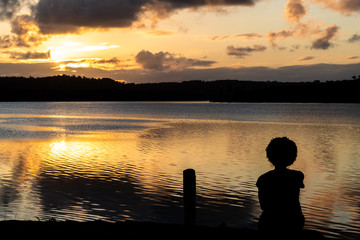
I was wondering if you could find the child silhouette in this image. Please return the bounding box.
[256,137,305,233]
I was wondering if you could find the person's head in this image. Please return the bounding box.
[266,137,297,168]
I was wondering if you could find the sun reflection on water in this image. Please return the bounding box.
[0,103,359,239]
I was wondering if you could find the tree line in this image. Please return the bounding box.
[0,75,359,102]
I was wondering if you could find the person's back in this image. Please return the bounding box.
[256,137,305,233]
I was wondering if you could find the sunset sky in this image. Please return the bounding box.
[0,0,359,83]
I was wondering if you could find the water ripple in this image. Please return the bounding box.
[0,102,359,239]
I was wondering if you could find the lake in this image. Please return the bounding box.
[0,102,359,239]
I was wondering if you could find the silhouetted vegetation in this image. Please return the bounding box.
[0,75,359,102]
[0,220,326,240]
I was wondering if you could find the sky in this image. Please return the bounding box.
[0,0,359,83]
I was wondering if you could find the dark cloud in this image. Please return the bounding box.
[0,0,21,20]
[9,50,51,59]
[298,56,315,61]
[311,25,339,50]
[33,0,146,34]
[1,61,360,83]
[111,62,360,83]
[0,35,14,48]
[135,50,170,70]
[32,0,258,34]
[135,50,216,71]
[0,62,58,77]
[348,34,360,43]
[93,57,122,65]
[158,0,256,9]
[226,45,266,58]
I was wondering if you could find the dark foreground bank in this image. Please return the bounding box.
[0,220,326,240]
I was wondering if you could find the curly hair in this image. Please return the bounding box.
[266,137,297,168]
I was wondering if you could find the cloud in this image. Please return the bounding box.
[135,50,168,70]
[53,57,136,71]
[32,0,259,34]
[0,14,48,49]
[0,35,14,48]
[9,50,51,59]
[268,21,340,50]
[154,0,257,10]
[298,56,315,61]
[92,57,122,65]
[11,14,48,47]
[152,0,257,15]
[145,29,175,36]
[285,0,307,23]
[209,33,263,41]
[312,0,360,14]
[311,24,339,49]
[268,1,340,50]
[0,0,21,20]
[348,34,360,43]
[2,61,360,83]
[135,50,216,71]
[227,45,267,58]
[33,0,146,34]
[107,62,360,83]
[267,29,295,48]
[233,33,263,40]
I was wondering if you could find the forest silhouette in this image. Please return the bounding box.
[0,75,359,102]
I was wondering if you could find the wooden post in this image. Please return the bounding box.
[183,168,196,226]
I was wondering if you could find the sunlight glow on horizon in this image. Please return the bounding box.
[0,0,359,82]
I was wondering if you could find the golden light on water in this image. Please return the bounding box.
[0,102,359,238]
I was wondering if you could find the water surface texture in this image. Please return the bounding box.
[0,102,359,239]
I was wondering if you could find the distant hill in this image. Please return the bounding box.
[0,75,359,102]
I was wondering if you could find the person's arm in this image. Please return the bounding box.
[256,177,267,211]
[298,171,305,188]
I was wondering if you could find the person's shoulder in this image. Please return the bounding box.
[256,170,275,187]
[258,170,275,179]
[289,169,305,187]
[290,169,304,179]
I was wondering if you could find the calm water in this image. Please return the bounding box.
[0,102,359,239]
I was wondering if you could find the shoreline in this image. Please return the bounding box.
[0,220,326,239]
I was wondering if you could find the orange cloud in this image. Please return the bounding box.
[0,14,48,49]
[285,0,307,23]
[209,33,263,41]
[268,0,339,50]
[312,0,360,14]
[268,29,295,48]
[9,50,51,60]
